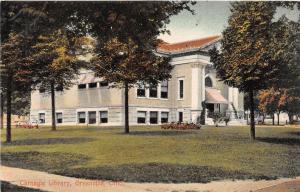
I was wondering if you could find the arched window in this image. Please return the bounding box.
[205,77,213,87]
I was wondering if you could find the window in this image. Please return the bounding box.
[99,81,108,87]
[78,112,86,123]
[78,84,86,89]
[150,111,158,124]
[178,112,183,123]
[88,111,96,124]
[56,112,63,124]
[205,77,213,87]
[39,88,45,93]
[149,85,158,98]
[160,80,168,99]
[161,112,169,124]
[178,79,184,99]
[88,82,97,88]
[137,83,146,97]
[100,111,108,123]
[137,111,146,124]
[39,113,45,124]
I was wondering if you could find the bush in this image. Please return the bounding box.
[161,122,201,130]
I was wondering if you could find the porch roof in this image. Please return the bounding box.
[205,88,228,104]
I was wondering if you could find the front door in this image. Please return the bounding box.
[206,104,214,113]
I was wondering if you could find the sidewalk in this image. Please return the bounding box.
[1,165,299,192]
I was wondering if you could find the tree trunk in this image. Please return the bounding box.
[288,114,293,124]
[249,90,255,140]
[124,82,129,134]
[262,113,265,125]
[272,114,275,125]
[277,112,280,125]
[6,75,12,143]
[0,92,4,129]
[51,82,56,131]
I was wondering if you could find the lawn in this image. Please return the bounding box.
[1,125,300,183]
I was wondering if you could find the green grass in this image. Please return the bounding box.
[1,125,300,183]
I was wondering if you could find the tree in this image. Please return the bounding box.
[1,2,90,141]
[73,2,194,50]
[90,38,171,133]
[209,2,294,140]
[1,33,35,142]
[258,88,284,125]
[32,29,79,131]
[280,90,300,124]
[83,2,193,133]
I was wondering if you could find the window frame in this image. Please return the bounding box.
[137,111,147,124]
[99,111,108,123]
[78,84,87,89]
[149,85,158,98]
[56,112,63,124]
[78,112,86,124]
[205,76,213,87]
[150,111,158,124]
[38,113,45,124]
[137,83,146,98]
[178,111,183,123]
[160,80,168,99]
[178,78,184,100]
[39,88,46,93]
[161,112,169,124]
[99,81,109,87]
[88,111,97,124]
[88,82,98,88]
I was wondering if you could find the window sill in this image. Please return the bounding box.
[148,97,159,100]
[136,96,147,99]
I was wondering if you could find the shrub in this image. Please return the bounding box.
[161,122,201,130]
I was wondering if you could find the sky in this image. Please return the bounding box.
[159,2,300,43]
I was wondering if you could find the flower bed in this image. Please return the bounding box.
[161,122,201,130]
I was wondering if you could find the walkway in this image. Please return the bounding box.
[1,166,299,192]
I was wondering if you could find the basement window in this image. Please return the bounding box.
[100,111,108,123]
[137,111,146,124]
[78,112,86,123]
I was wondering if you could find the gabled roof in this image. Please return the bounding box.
[157,35,221,54]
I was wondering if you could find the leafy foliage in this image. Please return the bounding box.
[32,29,79,92]
[209,2,289,92]
[90,37,172,88]
[73,1,194,49]
[209,2,299,138]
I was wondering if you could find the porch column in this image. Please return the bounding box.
[191,63,205,122]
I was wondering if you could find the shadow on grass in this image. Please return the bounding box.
[286,132,300,137]
[57,163,274,183]
[58,126,123,132]
[1,151,90,172]
[1,181,46,192]
[257,137,300,146]
[118,130,193,136]
[2,137,96,146]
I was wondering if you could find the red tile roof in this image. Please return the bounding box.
[158,35,221,53]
